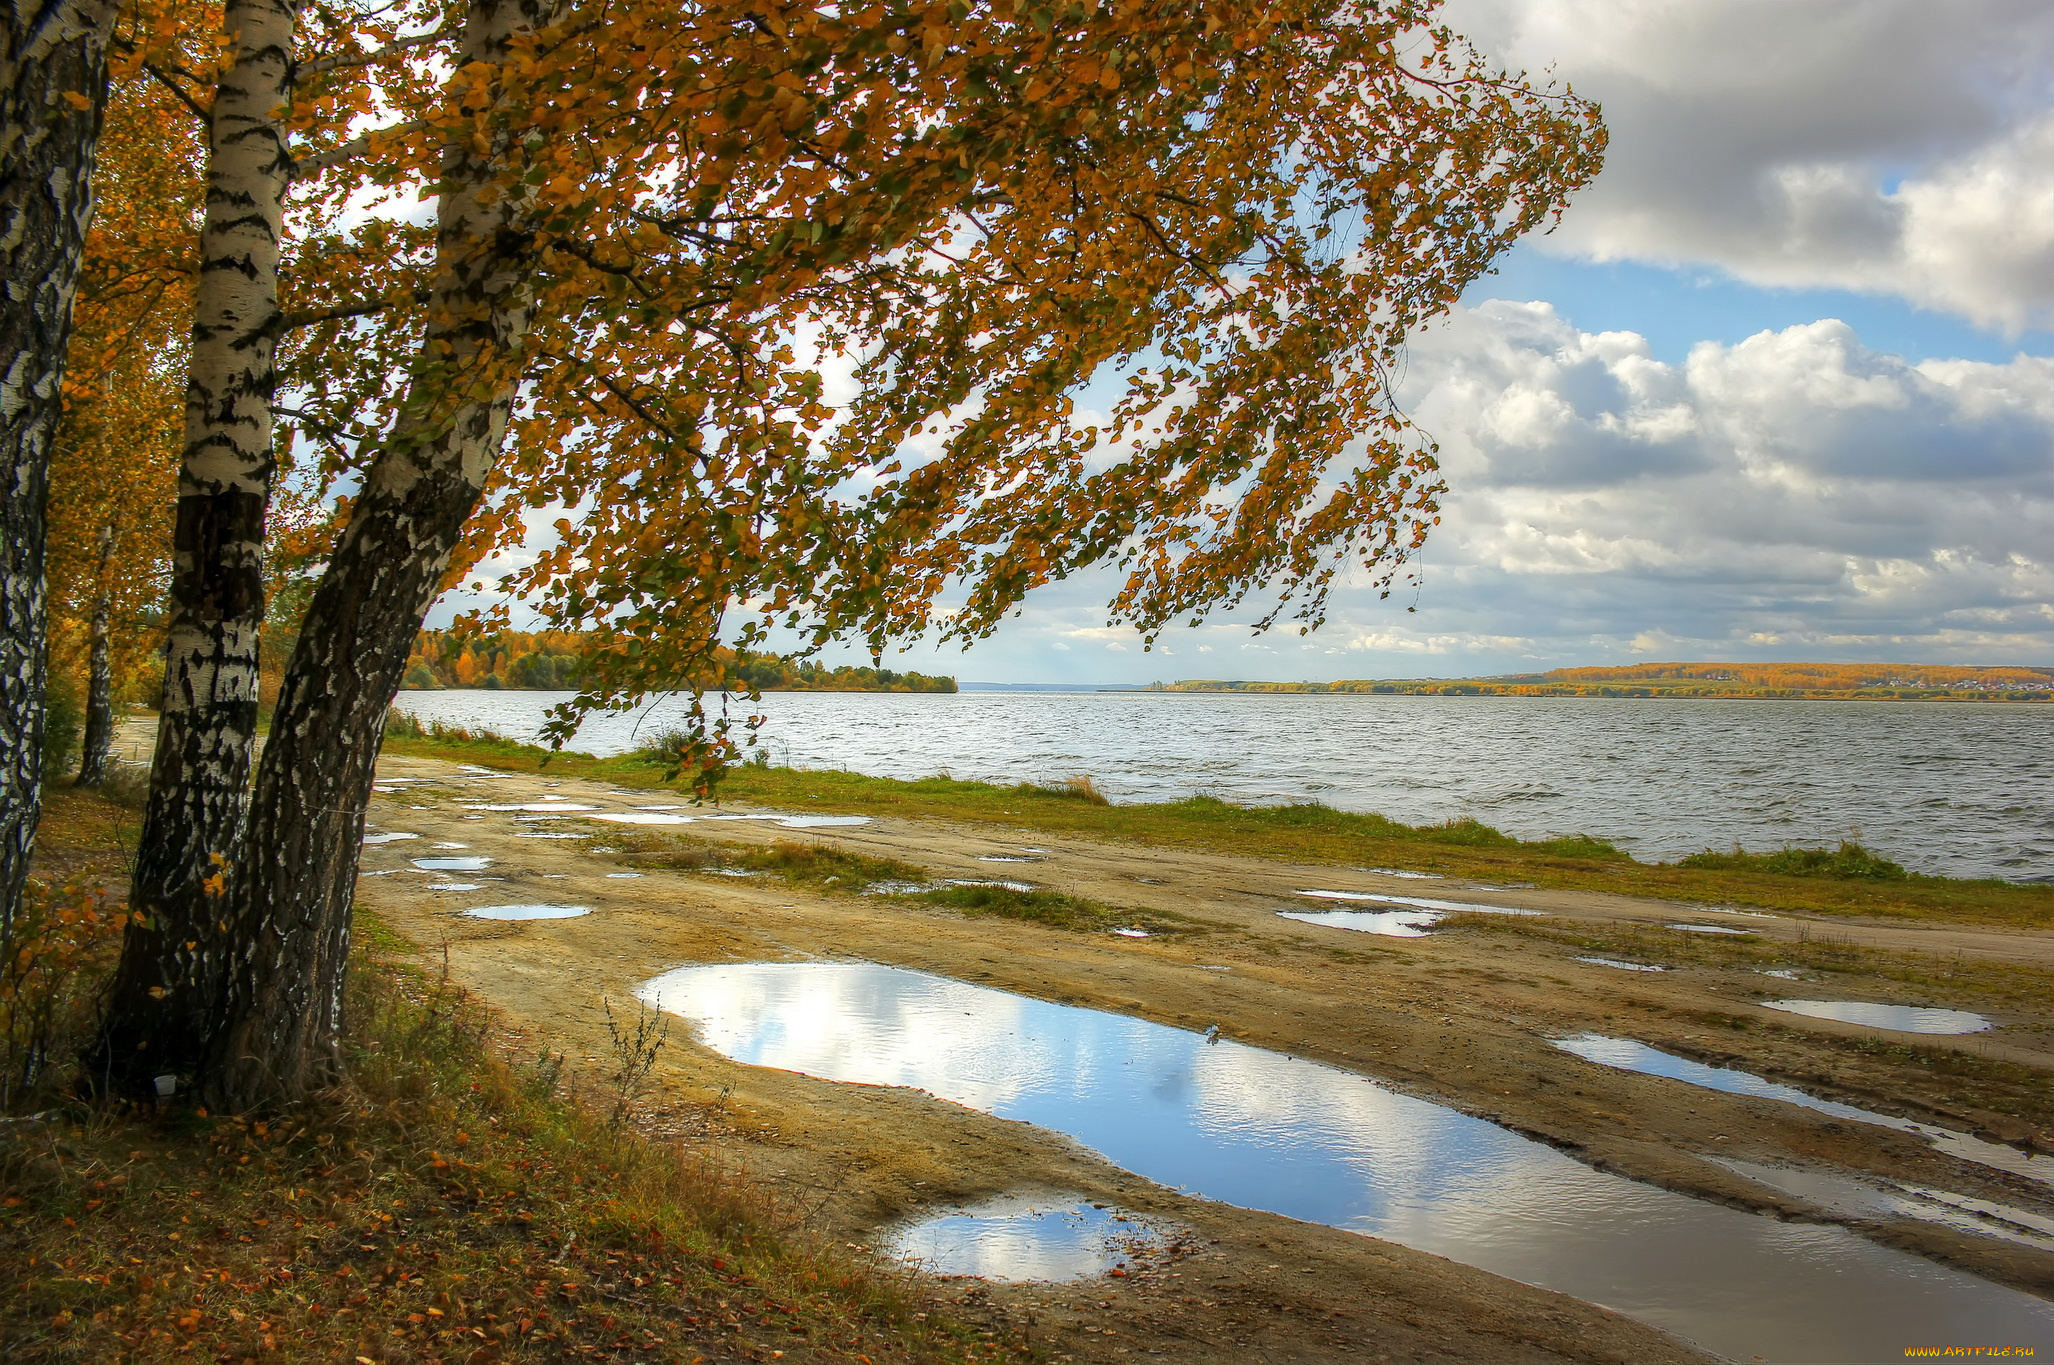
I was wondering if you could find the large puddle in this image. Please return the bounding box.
[640,963,2054,1364]
[1761,999,1993,1034]
[1554,1034,2054,1189]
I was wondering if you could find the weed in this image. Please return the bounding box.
[603,996,671,1129]
[1680,840,1909,880]
[1011,774,1111,805]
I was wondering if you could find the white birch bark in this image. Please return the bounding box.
[205,0,554,1107]
[99,0,298,1090]
[0,0,120,940]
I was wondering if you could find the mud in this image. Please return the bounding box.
[356,753,2054,1363]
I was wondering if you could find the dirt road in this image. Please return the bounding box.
[355,751,2054,1362]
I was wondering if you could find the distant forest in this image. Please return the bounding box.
[402,631,955,693]
[1151,661,2054,702]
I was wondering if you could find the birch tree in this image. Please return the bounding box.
[96,0,1604,1106]
[0,0,121,935]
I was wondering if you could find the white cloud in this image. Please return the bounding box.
[1447,0,2054,331]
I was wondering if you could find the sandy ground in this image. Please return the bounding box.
[350,750,2054,1363]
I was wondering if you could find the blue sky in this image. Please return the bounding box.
[444,0,2054,686]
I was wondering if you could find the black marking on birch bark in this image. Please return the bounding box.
[0,0,119,943]
[96,0,300,1094]
[202,0,554,1110]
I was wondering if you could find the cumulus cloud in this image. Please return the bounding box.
[1446,0,2054,331]
[1388,302,2054,661]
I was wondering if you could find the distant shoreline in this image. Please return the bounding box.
[1142,681,2054,702]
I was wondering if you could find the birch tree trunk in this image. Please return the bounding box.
[201,0,549,1109]
[75,524,113,785]
[95,0,296,1092]
[0,0,118,939]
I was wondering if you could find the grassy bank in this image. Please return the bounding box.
[3,787,1005,1365]
[379,725,2054,931]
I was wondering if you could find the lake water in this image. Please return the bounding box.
[388,689,2054,881]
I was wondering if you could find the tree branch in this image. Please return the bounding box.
[279,299,391,333]
[143,62,210,126]
[294,120,423,176]
[299,27,451,79]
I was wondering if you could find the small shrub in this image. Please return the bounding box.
[1679,840,1909,880]
[1012,773,1111,805]
[1,879,123,1110]
[40,674,82,785]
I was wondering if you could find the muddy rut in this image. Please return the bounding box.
[353,753,2054,1363]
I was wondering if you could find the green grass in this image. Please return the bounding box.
[596,830,1207,936]
[604,831,928,890]
[1679,840,1908,880]
[902,884,1210,937]
[376,728,2054,931]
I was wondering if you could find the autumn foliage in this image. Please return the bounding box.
[401,631,956,691]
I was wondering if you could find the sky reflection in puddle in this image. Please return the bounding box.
[1668,923,1754,935]
[1574,956,1668,972]
[1710,1157,2054,1253]
[1278,908,1441,937]
[413,857,492,872]
[1293,890,1540,916]
[361,832,418,845]
[586,812,695,825]
[641,963,2054,1364]
[1553,1034,2053,1189]
[464,903,591,920]
[1762,999,1992,1034]
[884,1195,1183,1281]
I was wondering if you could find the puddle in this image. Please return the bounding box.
[1761,968,1806,980]
[1762,1000,1992,1034]
[1366,868,1442,879]
[977,856,1042,863]
[432,842,470,849]
[1668,923,1755,935]
[587,812,695,825]
[1019,848,1052,855]
[517,831,590,839]
[943,879,1036,893]
[769,814,871,828]
[1279,908,1441,938]
[883,1194,1184,1281]
[361,831,418,845]
[428,882,482,892]
[606,872,645,879]
[1111,928,1150,938]
[463,903,591,920]
[1293,890,1541,916]
[413,857,492,872]
[1711,1157,2054,1253]
[1552,1035,2054,1189]
[1575,956,1668,972]
[473,802,600,812]
[634,804,688,810]
[641,963,2054,1363]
